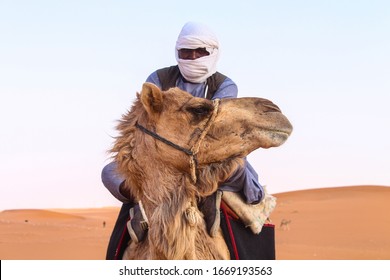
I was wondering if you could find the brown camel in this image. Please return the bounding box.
[111,82,293,259]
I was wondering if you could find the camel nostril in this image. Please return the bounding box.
[254,99,281,113]
[264,102,281,113]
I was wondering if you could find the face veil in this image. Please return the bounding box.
[175,22,220,83]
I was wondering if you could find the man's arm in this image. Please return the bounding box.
[212,77,238,99]
[145,71,162,88]
[219,159,264,204]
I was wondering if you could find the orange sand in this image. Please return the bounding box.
[1,185,389,260]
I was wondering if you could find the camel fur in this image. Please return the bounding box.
[111,82,292,260]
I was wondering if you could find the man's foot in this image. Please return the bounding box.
[126,201,149,243]
[198,190,222,237]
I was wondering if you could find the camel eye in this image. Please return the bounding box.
[187,105,212,117]
[186,104,213,123]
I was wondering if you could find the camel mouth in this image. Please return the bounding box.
[253,114,293,138]
[268,126,292,135]
[259,125,292,136]
[274,129,292,138]
[259,128,292,148]
[270,131,291,144]
[274,130,291,140]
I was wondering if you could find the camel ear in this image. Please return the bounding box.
[140,82,163,116]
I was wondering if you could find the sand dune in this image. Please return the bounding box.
[0,207,118,260]
[271,185,390,259]
[0,209,86,221]
[1,185,389,260]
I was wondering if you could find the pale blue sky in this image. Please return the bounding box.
[1,0,389,210]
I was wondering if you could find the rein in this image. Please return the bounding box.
[135,98,220,183]
[135,123,193,156]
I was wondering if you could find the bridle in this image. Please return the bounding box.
[135,98,220,184]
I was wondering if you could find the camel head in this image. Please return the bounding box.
[113,82,292,198]
[113,82,292,259]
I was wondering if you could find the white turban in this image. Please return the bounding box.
[175,22,220,83]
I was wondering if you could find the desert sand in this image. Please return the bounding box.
[1,185,389,260]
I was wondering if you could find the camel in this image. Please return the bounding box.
[111,82,293,259]
[280,219,292,231]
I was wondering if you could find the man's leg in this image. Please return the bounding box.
[106,202,133,260]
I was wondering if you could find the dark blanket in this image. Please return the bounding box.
[106,202,275,260]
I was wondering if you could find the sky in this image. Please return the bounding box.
[1,0,389,210]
